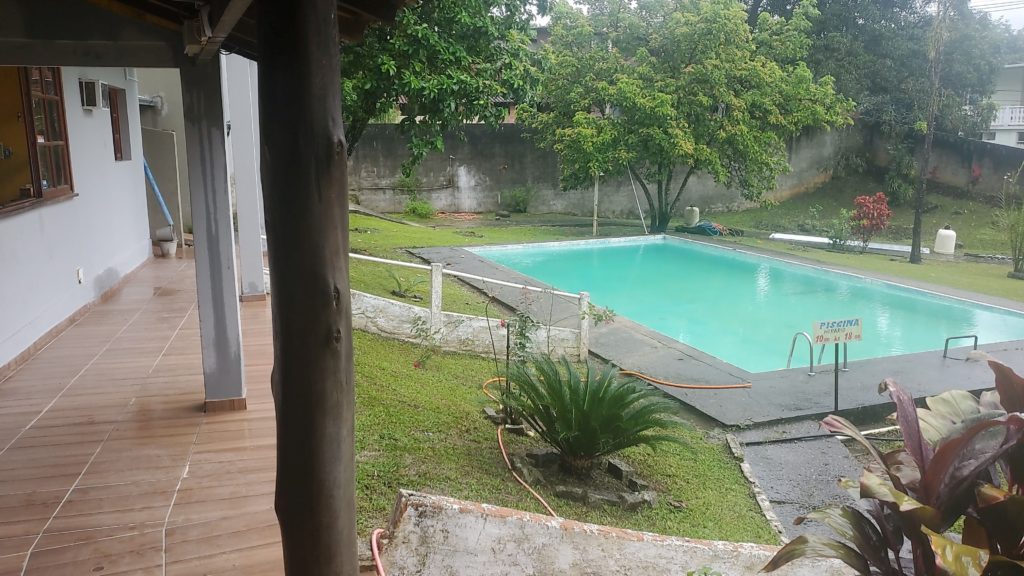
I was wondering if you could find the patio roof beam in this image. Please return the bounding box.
[198,0,254,60]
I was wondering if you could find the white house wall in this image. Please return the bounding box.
[992,129,1020,147]
[993,67,1024,107]
[0,66,151,367]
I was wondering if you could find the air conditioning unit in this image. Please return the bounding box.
[78,79,110,110]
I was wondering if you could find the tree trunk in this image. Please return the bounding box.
[747,0,765,28]
[627,164,657,231]
[259,1,357,575]
[911,0,950,265]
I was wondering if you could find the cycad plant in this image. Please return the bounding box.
[503,355,682,477]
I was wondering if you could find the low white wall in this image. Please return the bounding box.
[351,291,581,359]
[0,66,151,367]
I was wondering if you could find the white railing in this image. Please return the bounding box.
[261,249,593,358]
[351,253,591,360]
[347,253,591,360]
[991,106,1024,128]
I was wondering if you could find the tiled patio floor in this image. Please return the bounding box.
[0,258,283,575]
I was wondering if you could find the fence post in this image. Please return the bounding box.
[430,263,444,341]
[578,291,590,362]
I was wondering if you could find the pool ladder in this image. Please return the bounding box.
[818,343,849,372]
[943,335,978,359]
[786,332,849,375]
[786,332,815,375]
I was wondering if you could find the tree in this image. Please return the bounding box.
[910,0,952,264]
[520,0,853,232]
[806,0,1007,137]
[752,0,1008,260]
[850,192,892,251]
[340,0,540,173]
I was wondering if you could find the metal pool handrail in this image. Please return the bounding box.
[787,332,816,376]
[943,334,978,359]
[818,342,849,371]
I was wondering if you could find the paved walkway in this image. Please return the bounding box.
[0,258,283,575]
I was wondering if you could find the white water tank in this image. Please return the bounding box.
[934,227,956,255]
[683,206,700,227]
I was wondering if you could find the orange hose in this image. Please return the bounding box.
[482,376,504,403]
[619,370,751,390]
[371,528,387,576]
[497,425,558,517]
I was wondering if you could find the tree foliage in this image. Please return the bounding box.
[748,0,1009,261]
[750,0,1010,139]
[850,192,892,251]
[340,0,540,172]
[520,0,853,232]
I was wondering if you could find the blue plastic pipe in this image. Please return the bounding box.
[144,158,174,228]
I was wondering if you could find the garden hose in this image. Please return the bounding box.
[497,424,559,517]
[619,370,752,390]
[482,376,503,402]
[371,375,510,576]
[371,529,387,576]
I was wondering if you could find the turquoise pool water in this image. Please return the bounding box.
[471,236,1024,373]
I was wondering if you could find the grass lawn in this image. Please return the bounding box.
[712,173,1007,256]
[354,330,777,544]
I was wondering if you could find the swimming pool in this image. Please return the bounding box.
[470,236,1024,373]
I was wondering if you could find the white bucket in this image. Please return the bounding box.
[683,206,700,227]
[158,240,178,258]
[934,228,956,255]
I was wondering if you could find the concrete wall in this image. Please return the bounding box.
[137,68,192,231]
[869,130,1024,200]
[351,291,581,359]
[348,125,854,217]
[0,65,151,367]
[141,127,183,240]
[383,491,854,576]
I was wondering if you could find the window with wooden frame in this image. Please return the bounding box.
[108,85,131,161]
[25,67,73,199]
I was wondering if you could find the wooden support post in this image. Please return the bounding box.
[430,263,444,341]
[258,1,355,574]
[578,291,590,362]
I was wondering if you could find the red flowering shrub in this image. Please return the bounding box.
[849,192,892,251]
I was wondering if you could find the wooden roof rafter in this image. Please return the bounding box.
[90,0,410,61]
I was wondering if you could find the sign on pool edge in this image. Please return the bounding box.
[812,318,862,345]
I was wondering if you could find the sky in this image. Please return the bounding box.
[972,0,1024,30]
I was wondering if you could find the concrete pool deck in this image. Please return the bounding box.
[414,237,1024,427]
